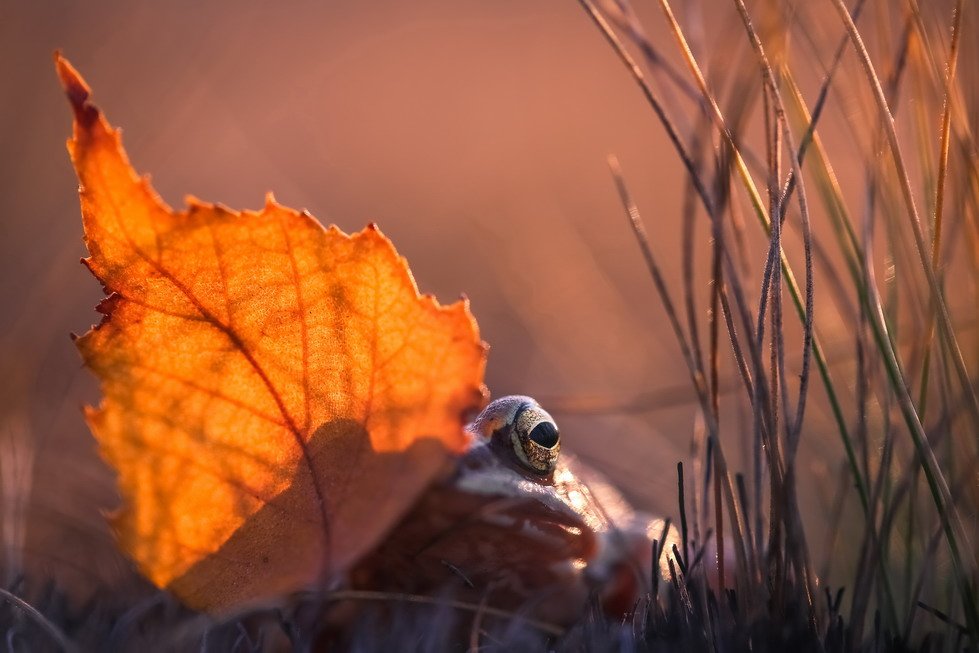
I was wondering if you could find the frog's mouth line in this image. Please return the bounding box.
[407,494,596,564]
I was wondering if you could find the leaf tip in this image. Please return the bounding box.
[54,53,98,128]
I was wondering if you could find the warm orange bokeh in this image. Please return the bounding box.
[57,55,486,611]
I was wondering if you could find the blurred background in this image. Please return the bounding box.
[1,0,975,605]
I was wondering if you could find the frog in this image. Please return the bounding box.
[350,395,679,624]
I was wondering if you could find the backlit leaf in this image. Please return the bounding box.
[56,54,487,612]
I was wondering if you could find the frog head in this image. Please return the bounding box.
[352,396,678,624]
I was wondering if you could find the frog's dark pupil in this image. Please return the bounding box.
[529,421,559,448]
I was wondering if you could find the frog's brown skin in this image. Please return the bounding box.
[350,396,675,624]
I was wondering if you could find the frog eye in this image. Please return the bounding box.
[510,403,560,474]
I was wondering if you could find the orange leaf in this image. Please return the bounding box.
[56,54,487,612]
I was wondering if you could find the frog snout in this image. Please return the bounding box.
[586,515,682,616]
